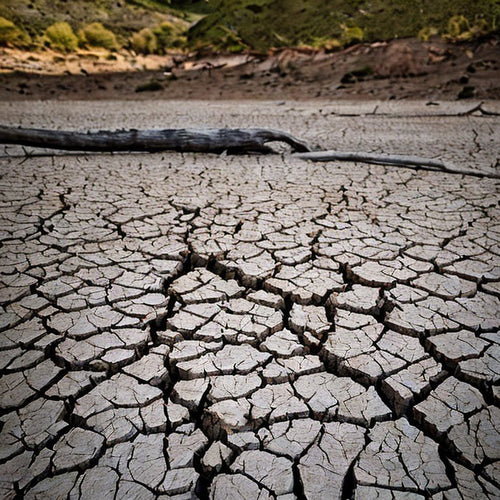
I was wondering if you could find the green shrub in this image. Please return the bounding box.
[45,22,78,52]
[0,17,30,47]
[311,37,342,52]
[340,24,363,44]
[443,15,492,42]
[446,15,470,38]
[79,22,119,50]
[417,26,438,41]
[130,28,158,54]
[211,26,249,53]
[153,22,175,52]
[130,22,186,54]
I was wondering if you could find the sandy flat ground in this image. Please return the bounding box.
[0,100,499,499]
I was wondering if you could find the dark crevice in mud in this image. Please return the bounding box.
[372,289,391,325]
[339,185,349,208]
[144,249,214,497]
[184,392,213,499]
[292,462,307,500]
[341,459,359,500]
[308,227,323,261]
[12,480,23,500]
[342,261,364,290]
[439,449,459,494]
[114,222,127,239]
[281,294,293,332]
[148,293,177,347]
[193,452,211,500]
[233,220,243,234]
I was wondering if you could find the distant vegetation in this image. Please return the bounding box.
[189,0,500,52]
[0,0,197,52]
[0,16,31,47]
[44,21,78,52]
[78,22,120,50]
[0,0,498,54]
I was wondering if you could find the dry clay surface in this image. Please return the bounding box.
[0,100,499,499]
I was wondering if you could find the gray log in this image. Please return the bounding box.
[0,126,310,154]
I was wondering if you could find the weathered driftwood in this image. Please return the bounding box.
[0,126,310,154]
[292,150,500,178]
[1,125,498,178]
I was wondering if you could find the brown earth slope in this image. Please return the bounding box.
[0,37,498,101]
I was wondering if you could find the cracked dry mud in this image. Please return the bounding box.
[0,100,499,499]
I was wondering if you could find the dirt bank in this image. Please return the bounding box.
[0,37,498,101]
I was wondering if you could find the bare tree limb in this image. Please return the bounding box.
[292,150,500,179]
[0,126,310,154]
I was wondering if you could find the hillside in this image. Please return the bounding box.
[189,0,500,52]
[0,0,208,49]
[0,0,498,54]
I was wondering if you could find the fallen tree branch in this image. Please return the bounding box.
[292,150,500,179]
[0,126,310,154]
[1,125,498,179]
